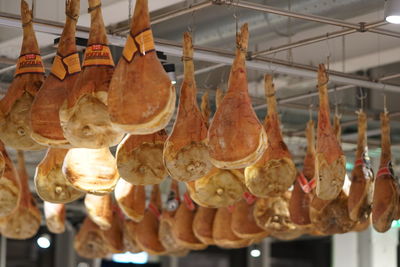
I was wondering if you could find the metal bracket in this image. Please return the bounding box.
[358,22,366,32]
[212,0,224,5]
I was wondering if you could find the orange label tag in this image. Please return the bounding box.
[63,53,81,75]
[50,55,66,80]
[122,29,155,62]
[135,29,155,55]
[15,54,45,76]
[122,34,138,62]
[82,44,114,67]
[51,53,81,80]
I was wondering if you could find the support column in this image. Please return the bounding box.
[0,236,6,267]
[358,227,398,267]
[333,232,358,267]
[262,238,272,267]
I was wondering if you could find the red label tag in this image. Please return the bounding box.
[25,54,36,60]
[297,172,315,194]
[92,44,103,51]
[148,203,161,220]
[377,167,393,178]
[243,192,257,205]
[183,192,195,211]
[355,158,364,167]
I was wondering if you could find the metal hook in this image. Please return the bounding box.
[382,84,388,113]
[233,0,240,35]
[128,0,133,26]
[356,87,367,112]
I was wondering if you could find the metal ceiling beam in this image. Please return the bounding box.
[110,1,213,35]
[215,0,400,39]
[252,21,393,57]
[0,13,400,95]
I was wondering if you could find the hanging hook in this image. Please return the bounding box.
[356,87,367,112]
[128,0,133,26]
[382,84,388,113]
[233,0,240,35]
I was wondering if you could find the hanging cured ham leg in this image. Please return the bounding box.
[34,148,83,203]
[188,91,245,208]
[136,185,166,255]
[0,142,20,217]
[207,24,267,169]
[116,130,168,185]
[289,120,316,225]
[74,215,123,259]
[123,219,142,253]
[245,75,296,197]
[44,202,66,234]
[114,179,145,222]
[0,151,41,239]
[163,32,212,182]
[62,147,119,194]
[59,0,123,148]
[315,64,346,200]
[172,192,207,250]
[108,0,175,134]
[213,207,252,249]
[0,1,45,151]
[310,115,355,235]
[372,111,399,232]
[348,111,374,223]
[192,206,216,245]
[84,193,113,230]
[30,0,81,147]
[231,197,268,240]
[159,180,189,256]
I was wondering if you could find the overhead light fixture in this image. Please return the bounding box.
[250,244,261,258]
[385,0,400,24]
[37,234,51,249]
[112,252,149,264]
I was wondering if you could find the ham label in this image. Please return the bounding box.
[122,28,156,62]
[50,53,81,80]
[82,44,114,67]
[15,53,45,76]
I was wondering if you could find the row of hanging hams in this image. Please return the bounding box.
[0,0,399,256]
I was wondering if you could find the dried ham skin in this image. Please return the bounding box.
[164,33,212,182]
[84,193,113,230]
[348,111,374,224]
[208,24,267,169]
[231,199,268,240]
[213,207,252,249]
[62,147,119,194]
[159,181,190,256]
[315,64,346,200]
[30,0,80,147]
[253,192,297,234]
[44,202,66,234]
[190,168,246,208]
[245,75,296,197]
[136,185,166,255]
[123,219,142,253]
[0,142,20,218]
[0,1,44,151]
[172,195,207,251]
[74,214,124,259]
[289,120,315,225]
[372,112,399,233]
[114,179,145,222]
[59,0,123,148]
[116,130,168,185]
[108,0,175,134]
[34,148,83,203]
[192,206,216,245]
[0,151,41,240]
